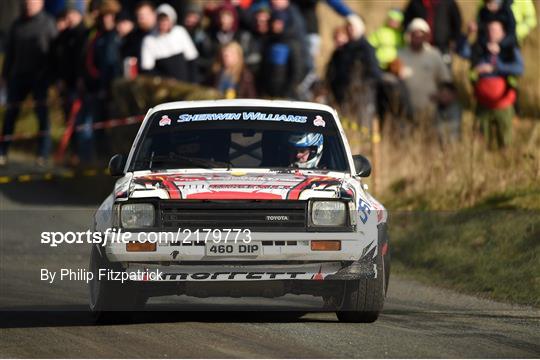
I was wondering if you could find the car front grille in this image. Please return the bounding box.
[159,200,307,232]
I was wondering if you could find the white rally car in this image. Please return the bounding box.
[90,99,390,322]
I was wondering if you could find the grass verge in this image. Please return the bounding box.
[389,205,540,306]
[372,115,540,307]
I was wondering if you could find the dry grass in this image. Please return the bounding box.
[388,117,539,210]
[342,112,540,210]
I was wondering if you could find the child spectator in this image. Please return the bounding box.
[471,20,523,148]
[434,81,462,144]
[475,0,517,49]
[140,3,199,82]
[211,41,257,99]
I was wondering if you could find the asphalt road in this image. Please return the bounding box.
[1,177,539,358]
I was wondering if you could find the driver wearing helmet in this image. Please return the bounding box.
[288,133,324,169]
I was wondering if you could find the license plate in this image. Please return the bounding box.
[205,242,261,257]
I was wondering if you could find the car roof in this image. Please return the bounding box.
[150,99,337,115]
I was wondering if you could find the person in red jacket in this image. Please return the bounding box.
[470,20,523,148]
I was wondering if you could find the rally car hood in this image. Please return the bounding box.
[114,170,356,201]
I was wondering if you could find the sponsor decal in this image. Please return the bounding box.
[160,271,311,281]
[186,191,283,200]
[127,263,344,281]
[159,115,172,127]
[177,112,307,124]
[313,115,326,127]
[286,176,341,199]
[358,199,371,224]
[131,173,344,200]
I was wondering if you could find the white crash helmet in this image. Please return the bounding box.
[288,132,324,169]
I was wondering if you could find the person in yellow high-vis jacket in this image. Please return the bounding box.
[368,9,404,70]
[368,9,414,126]
[511,0,537,43]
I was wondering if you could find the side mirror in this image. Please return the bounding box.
[108,154,126,177]
[353,154,371,177]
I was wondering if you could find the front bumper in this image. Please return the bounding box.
[125,260,377,282]
[104,231,376,263]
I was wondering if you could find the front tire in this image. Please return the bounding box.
[88,246,147,320]
[335,253,386,323]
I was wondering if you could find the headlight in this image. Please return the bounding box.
[310,201,347,227]
[121,203,155,228]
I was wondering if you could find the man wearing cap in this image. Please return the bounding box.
[140,3,199,83]
[403,0,462,65]
[398,18,452,122]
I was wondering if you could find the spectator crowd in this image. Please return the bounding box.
[0,0,537,166]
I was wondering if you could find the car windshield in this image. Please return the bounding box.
[130,107,349,172]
